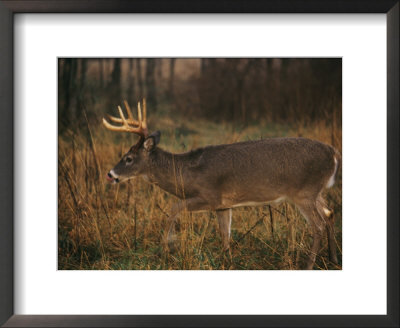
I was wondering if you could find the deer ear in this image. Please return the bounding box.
[144,131,161,151]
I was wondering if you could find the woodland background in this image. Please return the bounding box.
[59,58,341,129]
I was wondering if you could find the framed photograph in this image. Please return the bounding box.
[0,1,398,327]
[58,57,343,272]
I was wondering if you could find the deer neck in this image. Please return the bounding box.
[145,148,186,198]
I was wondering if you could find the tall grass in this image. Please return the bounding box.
[58,111,342,270]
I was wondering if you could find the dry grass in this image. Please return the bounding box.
[58,111,342,270]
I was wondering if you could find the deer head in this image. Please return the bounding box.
[103,99,160,183]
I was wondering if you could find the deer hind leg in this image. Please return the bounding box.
[296,201,326,270]
[216,208,232,251]
[317,196,338,264]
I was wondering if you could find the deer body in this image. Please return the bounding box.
[104,100,340,269]
[142,138,337,210]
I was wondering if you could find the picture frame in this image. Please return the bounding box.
[0,0,398,327]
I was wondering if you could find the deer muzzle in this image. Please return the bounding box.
[106,170,120,183]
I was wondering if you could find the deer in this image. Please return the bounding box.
[103,99,340,270]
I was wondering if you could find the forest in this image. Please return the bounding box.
[58,58,341,129]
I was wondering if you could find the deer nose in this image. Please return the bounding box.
[106,170,120,183]
[106,172,114,182]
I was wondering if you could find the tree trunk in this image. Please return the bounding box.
[156,58,163,80]
[169,58,176,98]
[60,58,78,126]
[76,58,88,119]
[145,59,157,110]
[98,59,104,88]
[200,58,209,76]
[107,58,121,109]
[128,58,135,104]
[136,59,143,98]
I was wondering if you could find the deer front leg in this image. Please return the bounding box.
[216,208,232,251]
[164,197,208,250]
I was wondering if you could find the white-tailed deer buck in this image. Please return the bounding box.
[104,100,340,269]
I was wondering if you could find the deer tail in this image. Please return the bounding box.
[326,148,341,188]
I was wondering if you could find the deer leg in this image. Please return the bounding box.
[216,208,232,251]
[317,196,338,265]
[326,219,338,265]
[164,211,179,250]
[297,201,326,270]
[324,210,338,265]
[164,197,208,250]
[307,225,324,270]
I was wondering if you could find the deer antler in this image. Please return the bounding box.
[103,99,148,137]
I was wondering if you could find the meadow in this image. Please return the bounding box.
[58,104,342,270]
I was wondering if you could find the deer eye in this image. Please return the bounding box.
[125,157,133,164]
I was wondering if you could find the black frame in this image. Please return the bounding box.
[0,1,398,327]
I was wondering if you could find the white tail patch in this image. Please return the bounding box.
[326,157,339,188]
[323,207,332,217]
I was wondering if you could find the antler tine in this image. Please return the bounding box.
[142,98,147,130]
[107,115,140,126]
[124,100,135,121]
[107,114,121,123]
[102,105,134,133]
[118,105,128,125]
[137,99,148,136]
[102,100,148,137]
[103,115,144,134]
[102,117,129,132]
[106,102,140,126]
[137,101,143,124]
